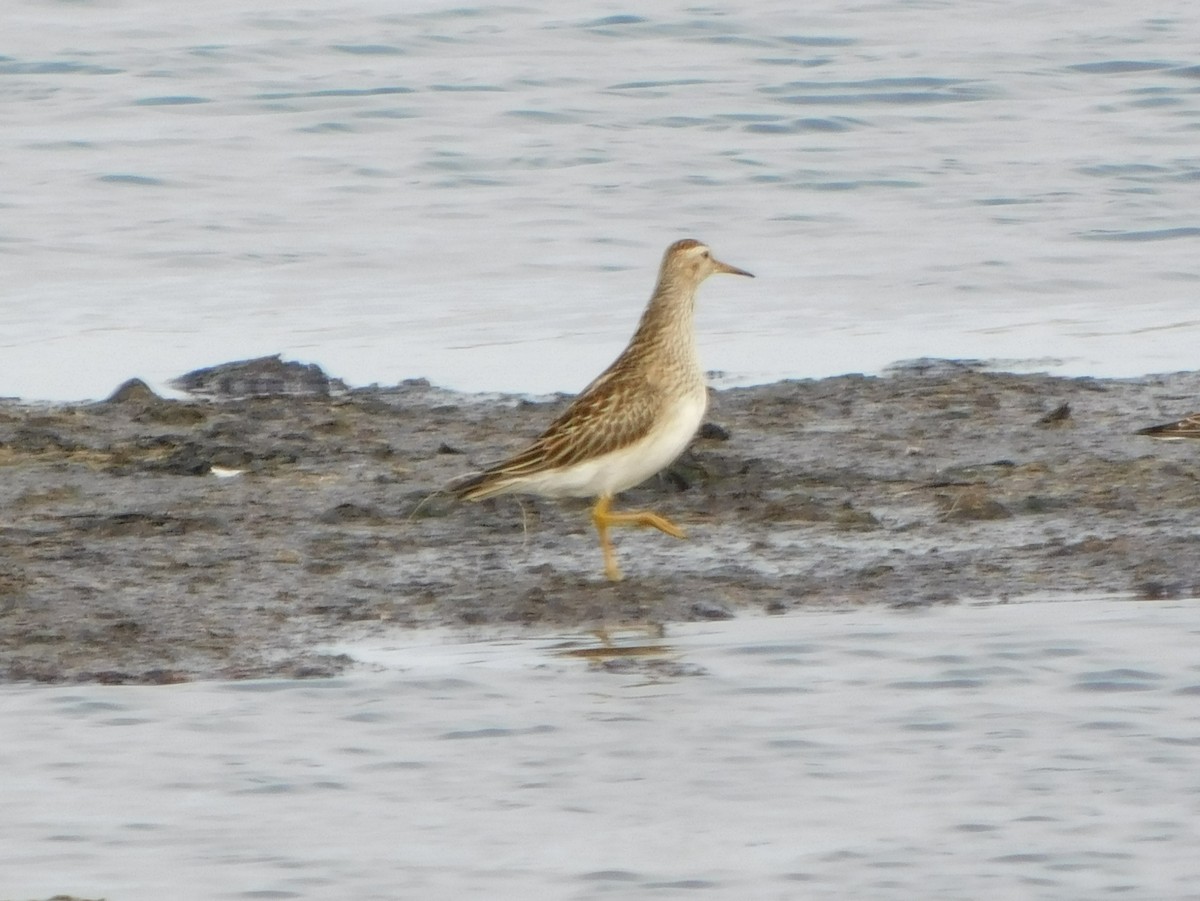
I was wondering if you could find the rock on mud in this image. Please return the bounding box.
[171,354,348,398]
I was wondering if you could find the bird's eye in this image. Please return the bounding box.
[702,250,710,258]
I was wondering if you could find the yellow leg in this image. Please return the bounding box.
[591,496,623,582]
[590,495,688,582]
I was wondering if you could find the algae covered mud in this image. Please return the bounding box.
[2,356,1199,684]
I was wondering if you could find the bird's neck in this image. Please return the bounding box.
[632,275,699,357]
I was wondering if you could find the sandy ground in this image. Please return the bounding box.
[2,355,1199,684]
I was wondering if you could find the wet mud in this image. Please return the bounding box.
[3,355,1199,684]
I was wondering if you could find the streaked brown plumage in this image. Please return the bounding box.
[454,238,753,581]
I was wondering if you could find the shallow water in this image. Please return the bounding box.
[3,0,1200,400]
[4,598,1200,900]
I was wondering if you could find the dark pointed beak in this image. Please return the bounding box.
[713,258,754,278]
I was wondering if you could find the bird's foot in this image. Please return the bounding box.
[599,507,687,540]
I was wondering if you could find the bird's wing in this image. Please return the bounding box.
[454,365,671,499]
[499,367,667,474]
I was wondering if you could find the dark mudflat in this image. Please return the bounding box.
[2,357,1199,684]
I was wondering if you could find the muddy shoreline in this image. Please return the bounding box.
[2,356,1199,684]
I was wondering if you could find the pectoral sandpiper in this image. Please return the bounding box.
[453,238,753,581]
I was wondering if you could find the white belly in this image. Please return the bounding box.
[520,389,708,499]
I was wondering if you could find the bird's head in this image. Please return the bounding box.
[661,238,754,284]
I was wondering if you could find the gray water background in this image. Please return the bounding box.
[3,0,1199,399]
[3,599,1199,900]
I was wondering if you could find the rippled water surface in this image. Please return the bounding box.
[3,0,1199,399]
[4,599,1200,899]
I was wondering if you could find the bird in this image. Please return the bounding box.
[453,238,754,581]
[1137,412,1200,440]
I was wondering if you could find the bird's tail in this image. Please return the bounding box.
[1136,418,1200,440]
[448,468,507,501]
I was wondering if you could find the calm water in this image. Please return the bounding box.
[3,0,1199,400]
[3,599,1200,900]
